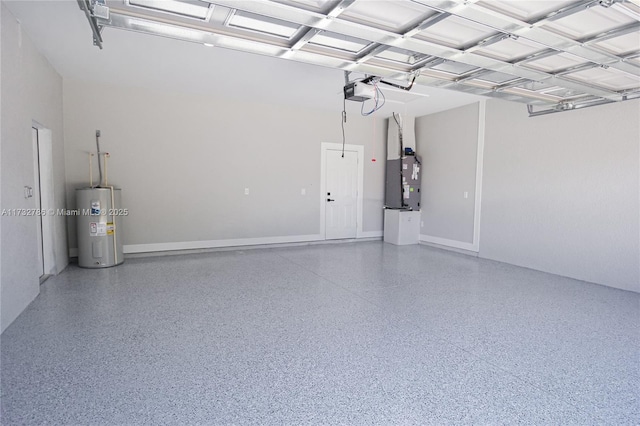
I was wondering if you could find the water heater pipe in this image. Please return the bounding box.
[104,152,109,187]
[89,153,94,188]
[96,130,103,187]
[102,152,118,264]
[109,186,118,265]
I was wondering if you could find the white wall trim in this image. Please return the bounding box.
[68,231,384,257]
[320,142,365,239]
[31,123,57,276]
[359,230,383,238]
[472,99,486,253]
[125,234,324,253]
[420,234,477,252]
[418,100,485,253]
[73,234,323,257]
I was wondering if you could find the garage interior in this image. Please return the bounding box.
[1,0,639,423]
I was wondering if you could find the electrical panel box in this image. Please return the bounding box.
[344,81,376,102]
[385,155,421,211]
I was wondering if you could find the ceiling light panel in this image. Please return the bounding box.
[542,6,637,40]
[475,0,577,23]
[127,0,212,20]
[592,32,640,56]
[523,52,589,73]
[340,0,435,33]
[566,66,640,91]
[226,10,301,39]
[475,37,546,61]
[308,31,371,53]
[415,15,496,49]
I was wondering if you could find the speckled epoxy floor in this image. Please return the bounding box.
[1,242,638,425]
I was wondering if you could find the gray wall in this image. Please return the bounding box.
[1,4,68,332]
[63,80,386,252]
[416,103,479,244]
[480,99,640,293]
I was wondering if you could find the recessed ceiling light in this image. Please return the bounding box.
[203,43,214,47]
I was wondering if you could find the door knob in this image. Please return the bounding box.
[327,198,335,202]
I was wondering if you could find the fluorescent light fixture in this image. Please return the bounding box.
[128,0,211,20]
[227,11,300,39]
[203,42,214,47]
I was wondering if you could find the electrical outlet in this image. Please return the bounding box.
[244,188,250,195]
[301,188,306,195]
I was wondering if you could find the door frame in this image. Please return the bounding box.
[31,122,56,276]
[320,142,364,240]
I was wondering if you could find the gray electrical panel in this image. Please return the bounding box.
[385,155,421,210]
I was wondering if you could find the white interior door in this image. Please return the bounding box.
[325,149,358,239]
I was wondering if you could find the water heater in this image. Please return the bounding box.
[76,187,124,268]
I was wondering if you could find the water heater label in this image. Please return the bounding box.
[96,223,107,236]
[91,201,101,215]
[106,222,115,235]
[90,222,97,235]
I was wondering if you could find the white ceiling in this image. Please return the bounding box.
[3,0,486,117]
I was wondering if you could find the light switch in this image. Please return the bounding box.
[464,191,469,199]
[244,188,250,195]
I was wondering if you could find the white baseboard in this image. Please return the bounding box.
[69,232,383,257]
[419,234,478,253]
[125,234,324,254]
[358,230,383,238]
